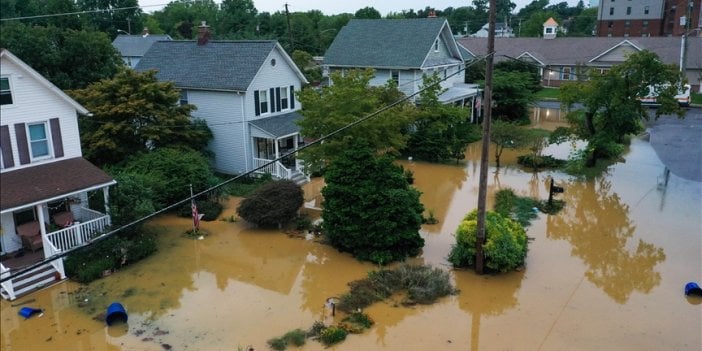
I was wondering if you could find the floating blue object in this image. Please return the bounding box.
[684,282,702,296]
[18,307,43,319]
[105,302,128,326]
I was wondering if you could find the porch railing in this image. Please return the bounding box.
[45,241,65,280]
[47,214,109,251]
[253,158,292,180]
[0,263,15,300]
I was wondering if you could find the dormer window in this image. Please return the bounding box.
[434,39,439,52]
[0,77,12,105]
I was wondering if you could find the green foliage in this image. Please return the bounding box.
[559,50,684,167]
[405,74,481,163]
[64,232,157,283]
[494,189,540,227]
[71,69,212,166]
[490,120,530,167]
[237,180,304,228]
[107,170,159,228]
[492,70,536,122]
[322,141,425,264]
[297,69,414,174]
[517,154,566,169]
[294,215,313,231]
[355,6,381,19]
[0,22,122,89]
[267,328,307,350]
[121,148,219,206]
[342,312,375,330]
[291,49,322,85]
[337,264,457,312]
[267,337,286,351]
[222,174,273,197]
[449,210,528,273]
[178,199,223,221]
[319,326,347,346]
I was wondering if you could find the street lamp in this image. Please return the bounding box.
[116,29,130,35]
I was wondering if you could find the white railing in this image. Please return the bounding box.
[79,207,105,222]
[45,241,65,280]
[253,158,292,179]
[0,263,15,300]
[47,215,109,251]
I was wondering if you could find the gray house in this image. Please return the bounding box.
[324,18,480,107]
[135,26,308,181]
[112,32,172,68]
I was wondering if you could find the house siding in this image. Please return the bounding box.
[0,58,82,173]
[248,48,303,122]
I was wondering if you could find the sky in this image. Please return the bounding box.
[138,0,590,15]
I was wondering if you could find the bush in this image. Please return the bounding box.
[517,154,566,169]
[494,188,540,227]
[223,174,273,197]
[267,329,306,350]
[319,326,347,346]
[448,210,528,273]
[237,180,304,228]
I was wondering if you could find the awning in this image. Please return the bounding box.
[439,83,481,104]
[249,111,302,138]
[1,157,115,213]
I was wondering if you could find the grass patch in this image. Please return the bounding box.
[267,328,306,350]
[495,188,565,227]
[692,92,702,105]
[534,87,560,100]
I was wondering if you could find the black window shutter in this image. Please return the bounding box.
[254,90,260,116]
[276,87,281,111]
[1,125,14,168]
[50,118,64,158]
[290,86,295,109]
[15,123,29,165]
[269,88,275,113]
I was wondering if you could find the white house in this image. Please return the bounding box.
[0,49,115,300]
[111,30,172,68]
[472,22,515,38]
[135,23,309,182]
[323,18,480,108]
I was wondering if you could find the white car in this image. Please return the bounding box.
[639,84,691,106]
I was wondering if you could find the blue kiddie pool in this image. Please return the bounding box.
[105,302,128,326]
[18,307,43,319]
[684,282,702,296]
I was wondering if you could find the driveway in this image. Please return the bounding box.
[646,107,702,182]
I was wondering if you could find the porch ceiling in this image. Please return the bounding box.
[249,111,302,138]
[1,157,115,213]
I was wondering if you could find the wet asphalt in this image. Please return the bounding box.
[645,106,702,182]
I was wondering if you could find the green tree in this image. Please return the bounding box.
[492,70,536,122]
[237,180,304,228]
[355,6,381,19]
[291,49,321,84]
[70,69,212,166]
[151,0,218,38]
[219,0,258,38]
[490,120,529,167]
[0,22,122,89]
[449,210,528,273]
[108,170,158,227]
[76,0,143,35]
[519,11,558,37]
[322,141,425,264]
[558,50,684,167]
[297,69,413,174]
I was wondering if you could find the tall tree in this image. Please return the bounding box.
[70,69,212,166]
[558,50,685,167]
[151,0,218,38]
[76,0,143,35]
[355,6,381,19]
[296,69,413,174]
[218,0,258,38]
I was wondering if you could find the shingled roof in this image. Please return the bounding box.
[249,111,302,138]
[324,18,461,69]
[457,37,701,67]
[112,34,172,57]
[1,158,115,212]
[135,40,279,91]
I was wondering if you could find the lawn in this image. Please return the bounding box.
[692,92,702,105]
[534,87,560,100]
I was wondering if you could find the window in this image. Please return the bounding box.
[643,20,649,28]
[280,87,289,110]
[391,70,399,84]
[0,77,12,105]
[562,67,571,80]
[434,39,439,52]
[179,90,188,105]
[626,7,631,15]
[546,27,554,34]
[609,7,614,15]
[28,122,50,159]
[258,90,268,114]
[644,6,649,15]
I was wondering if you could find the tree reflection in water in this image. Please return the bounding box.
[546,177,665,304]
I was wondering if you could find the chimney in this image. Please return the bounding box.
[142,27,150,37]
[428,10,437,18]
[197,21,211,46]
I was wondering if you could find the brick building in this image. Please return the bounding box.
[596,0,700,37]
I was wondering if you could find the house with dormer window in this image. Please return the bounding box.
[135,23,308,182]
[0,49,115,300]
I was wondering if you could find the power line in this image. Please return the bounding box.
[0,54,491,283]
[0,3,170,22]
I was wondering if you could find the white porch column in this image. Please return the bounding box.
[36,204,49,258]
[103,186,111,226]
[274,137,280,159]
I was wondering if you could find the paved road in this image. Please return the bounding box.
[646,107,702,182]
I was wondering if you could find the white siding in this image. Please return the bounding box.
[187,90,248,174]
[0,213,21,254]
[0,56,83,173]
[595,44,639,63]
[247,48,304,122]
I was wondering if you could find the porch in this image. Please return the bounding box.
[249,111,309,184]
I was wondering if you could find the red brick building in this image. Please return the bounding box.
[596,0,700,37]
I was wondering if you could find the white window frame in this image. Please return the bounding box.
[434,39,439,52]
[562,67,572,80]
[259,89,269,115]
[27,122,52,161]
[280,86,289,110]
[0,76,13,106]
[391,70,400,84]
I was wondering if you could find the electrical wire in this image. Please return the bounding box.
[0,3,171,22]
[0,53,492,283]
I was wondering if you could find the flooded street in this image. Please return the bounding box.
[2,110,700,350]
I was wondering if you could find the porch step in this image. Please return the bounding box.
[290,171,309,186]
[6,264,59,299]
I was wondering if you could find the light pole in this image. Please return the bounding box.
[116,29,130,35]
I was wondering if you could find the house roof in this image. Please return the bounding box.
[112,34,172,57]
[324,18,461,69]
[0,49,89,115]
[135,40,306,91]
[1,157,115,213]
[456,36,701,67]
[249,111,302,138]
[544,17,559,26]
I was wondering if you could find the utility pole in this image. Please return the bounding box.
[285,3,295,51]
[680,0,693,73]
[475,0,496,275]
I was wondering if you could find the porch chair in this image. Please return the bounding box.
[52,211,75,228]
[16,221,43,252]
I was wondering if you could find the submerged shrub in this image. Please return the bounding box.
[449,210,528,273]
[237,180,304,228]
[319,326,347,346]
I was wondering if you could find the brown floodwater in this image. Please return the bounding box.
[2,111,701,351]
